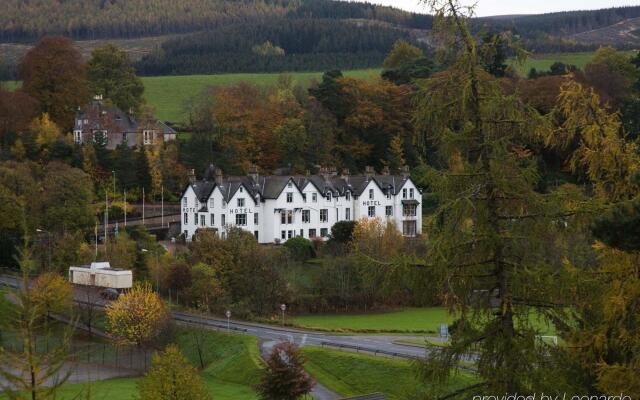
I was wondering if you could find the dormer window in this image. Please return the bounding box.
[410,188,414,199]
[346,191,351,201]
[287,182,293,188]
[326,192,332,201]
[143,130,154,145]
[240,187,244,193]
[403,188,407,199]
[209,199,214,208]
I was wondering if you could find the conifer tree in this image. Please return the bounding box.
[412,0,584,395]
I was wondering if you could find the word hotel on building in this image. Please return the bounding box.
[181,164,422,244]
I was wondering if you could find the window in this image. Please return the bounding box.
[194,213,198,224]
[236,214,247,226]
[403,204,417,217]
[78,120,83,128]
[287,182,293,188]
[309,229,317,238]
[312,193,317,202]
[254,231,259,240]
[221,215,225,226]
[209,199,214,208]
[386,206,393,217]
[403,188,407,199]
[210,214,215,225]
[302,193,307,202]
[281,211,286,224]
[346,191,351,201]
[143,130,154,145]
[239,187,244,193]
[281,231,286,240]
[386,190,392,199]
[183,198,187,207]
[403,221,417,236]
[74,130,82,144]
[326,192,332,201]
[184,213,188,224]
[345,208,351,220]
[286,192,293,203]
[368,206,376,217]
[369,188,374,199]
[288,230,293,239]
[254,213,258,225]
[302,210,310,223]
[320,209,328,222]
[299,229,303,237]
[287,210,293,224]
[200,215,205,226]
[410,188,415,199]
[238,198,245,207]
[321,228,328,237]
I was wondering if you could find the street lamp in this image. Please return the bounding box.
[36,228,52,271]
[225,310,231,332]
[280,303,286,327]
[141,248,159,293]
[111,170,116,195]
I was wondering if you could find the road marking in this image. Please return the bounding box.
[301,334,307,345]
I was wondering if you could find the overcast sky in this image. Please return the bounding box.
[348,0,638,17]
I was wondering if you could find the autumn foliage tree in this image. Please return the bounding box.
[18,36,89,129]
[106,283,169,346]
[257,341,315,400]
[138,345,211,400]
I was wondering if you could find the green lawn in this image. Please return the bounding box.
[142,69,381,123]
[0,327,262,400]
[292,307,453,333]
[302,346,477,400]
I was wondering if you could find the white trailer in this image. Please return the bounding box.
[69,262,132,289]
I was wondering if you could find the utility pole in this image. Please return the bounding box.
[124,190,127,227]
[104,191,108,247]
[161,185,164,227]
[142,187,145,225]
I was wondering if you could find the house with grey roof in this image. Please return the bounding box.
[180,164,422,244]
[73,95,176,150]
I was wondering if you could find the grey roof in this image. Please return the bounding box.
[75,98,174,134]
[184,164,416,203]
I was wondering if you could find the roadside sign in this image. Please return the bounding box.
[225,310,231,318]
[280,304,286,311]
[439,323,449,338]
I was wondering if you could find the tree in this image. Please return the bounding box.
[0,88,39,150]
[257,341,315,400]
[0,248,73,400]
[106,283,169,346]
[329,220,356,244]
[87,44,144,113]
[411,0,582,395]
[18,36,89,129]
[283,237,315,262]
[383,39,424,69]
[480,30,509,78]
[39,162,95,234]
[0,184,26,269]
[29,272,73,317]
[137,344,211,400]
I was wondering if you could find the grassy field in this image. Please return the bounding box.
[0,328,262,400]
[291,307,557,335]
[291,307,453,333]
[302,346,477,399]
[142,69,381,123]
[510,51,596,75]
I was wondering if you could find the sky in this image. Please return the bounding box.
[348,0,639,17]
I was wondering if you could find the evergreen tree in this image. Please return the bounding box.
[136,148,152,196]
[87,44,145,114]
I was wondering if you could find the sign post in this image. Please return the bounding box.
[439,323,449,339]
[225,310,231,332]
[280,304,286,327]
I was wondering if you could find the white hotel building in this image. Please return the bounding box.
[181,165,422,244]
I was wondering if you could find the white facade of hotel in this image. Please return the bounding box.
[181,166,422,244]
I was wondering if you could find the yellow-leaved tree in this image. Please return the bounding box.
[106,284,169,346]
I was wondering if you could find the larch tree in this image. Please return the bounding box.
[411,0,586,395]
[383,39,424,69]
[0,248,74,400]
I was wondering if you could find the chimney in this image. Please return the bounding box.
[214,167,223,186]
[381,166,390,176]
[188,169,196,184]
[319,166,330,182]
[340,168,350,180]
[401,165,410,179]
[247,164,259,182]
[365,166,375,179]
